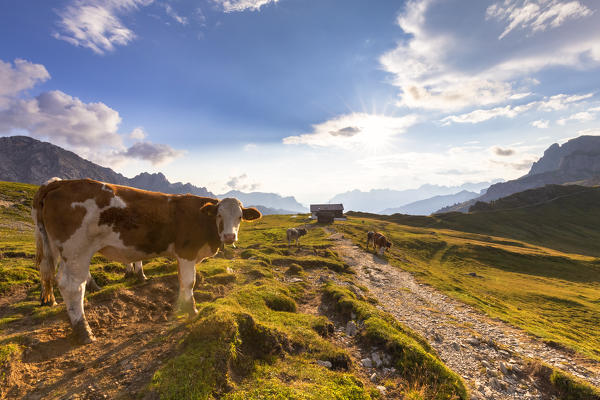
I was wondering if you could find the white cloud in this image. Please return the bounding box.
[442,103,535,125]
[379,0,600,112]
[212,0,279,13]
[0,57,182,167]
[129,127,147,140]
[557,111,596,125]
[531,119,549,128]
[54,0,153,54]
[487,0,593,40]
[283,113,418,149]
[0,90,124,150]
[226,173,260,191]
[442,92,593,125]
[164,4,188,25]
[120,141,184,165]
[0,59,50,107]
[577,128,600,136]
[243,143,258,151]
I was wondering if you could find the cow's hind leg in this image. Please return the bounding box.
[86,271,101,292]
[57,259,95,344]
[133,261,147,281]
[176,258,197,317]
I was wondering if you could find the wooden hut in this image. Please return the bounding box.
[310,204,344,223]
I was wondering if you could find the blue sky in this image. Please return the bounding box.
[1,0,600,204]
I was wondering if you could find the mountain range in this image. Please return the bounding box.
[441,135,600,213]
[380,190,479,215]
[328,181,497,214]
[0,136,303,214]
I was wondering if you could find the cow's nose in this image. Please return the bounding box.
[223,233,236,244]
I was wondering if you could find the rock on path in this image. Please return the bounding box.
[331,233,600,400]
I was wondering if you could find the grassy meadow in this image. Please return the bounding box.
[0,182,466,400]
[337,216,600,362]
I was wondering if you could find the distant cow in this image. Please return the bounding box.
[366,231,375,249]
[286,227,308,246]
[370,232,392,255]
[33,178,261,344]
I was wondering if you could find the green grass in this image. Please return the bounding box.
[0,182,467,400]
[338,217,600,362]
[348,184,600,257]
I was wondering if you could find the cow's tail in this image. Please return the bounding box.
[33,178,61,306]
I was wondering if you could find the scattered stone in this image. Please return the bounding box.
[433,332,444,343]
[361,358,373,368]
[481,360,491,369]
[451,342,461,351]
[350,312,357,320]
[382,353,392,366]
[317,360,332,369]
[466,337,480,347]
[376,385,386,395]
[499,349,511,358]
[226,266,234,274]
[345,321,358,337]
[499,361,509,375]
[371,352,383,368]
[466,272,479,277]
[289,277,303,283]
[370,372,377,382]
[512,364,522,374]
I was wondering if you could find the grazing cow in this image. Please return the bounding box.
[32,178,261,344]
[286,227,307,246]
[373,232,392,255]
[366,231,375,249]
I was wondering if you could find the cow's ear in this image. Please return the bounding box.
[200,202,219,217]
[242,207,261,221]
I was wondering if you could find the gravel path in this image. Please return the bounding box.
[332,233,600,400]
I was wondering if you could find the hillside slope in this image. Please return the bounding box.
[350,184,600,257]
[381,190,479,215]
[445,135,600,212]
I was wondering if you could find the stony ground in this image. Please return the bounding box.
[330,231,600,400]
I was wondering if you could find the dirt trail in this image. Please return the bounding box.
[331,232,600,399]
[1,276,188,400]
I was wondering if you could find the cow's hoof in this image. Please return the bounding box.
[40,294,57,307]
[40,299,57,307]
[136,271,148,282]
[72,319,96,345]
[177,301,198,318]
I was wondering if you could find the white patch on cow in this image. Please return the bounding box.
[109,195,126,209]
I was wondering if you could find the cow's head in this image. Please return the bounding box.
[297,228,308,236]
[201,198,261,244]
[385,240,392,249]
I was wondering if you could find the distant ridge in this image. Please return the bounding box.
[349,184,600,257]
[381,190,479,216]
[329,181,497,213]
[217,190,307,213]
[0,135,213,196]
[439,135,600,213]
[0,135,310,212]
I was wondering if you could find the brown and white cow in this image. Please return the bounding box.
[32,178,261,344]
[371,232,392,255]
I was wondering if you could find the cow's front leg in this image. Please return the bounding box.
[176,258,197,317]
[133,261,147,281]
[57,261,95,344]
